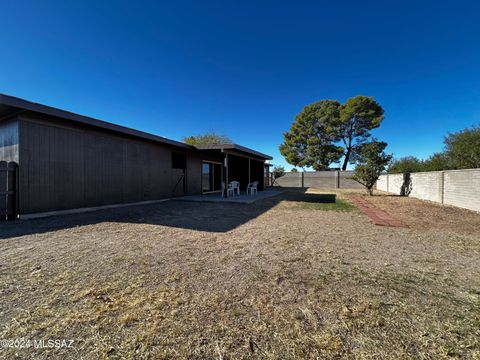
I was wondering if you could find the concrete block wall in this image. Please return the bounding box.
[303,171,339,188]
[339,171,364,189]
[274,170,363,189]
[410,172,443,203]
[443,169,480,212]
[275,172,306,187]
[376,175,388,191]
[386,174,404,195]
[377,169,480,212]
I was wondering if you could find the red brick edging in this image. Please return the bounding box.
[349,196,408,228]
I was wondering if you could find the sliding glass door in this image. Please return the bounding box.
[202,163,213,192]
[202,162,222,193]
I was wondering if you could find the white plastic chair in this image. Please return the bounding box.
[222,182,234,198]
[229,181,240,196]
[247,181,258,195]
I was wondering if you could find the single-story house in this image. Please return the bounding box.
[0,94,272,218]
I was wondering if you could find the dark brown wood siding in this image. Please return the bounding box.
[17,113,204,214]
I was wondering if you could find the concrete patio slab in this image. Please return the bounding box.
[173,189,285,204]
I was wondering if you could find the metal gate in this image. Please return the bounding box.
[0,161,18,220]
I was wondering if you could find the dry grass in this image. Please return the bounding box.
[366,190,480,235]
[0,189,479,359]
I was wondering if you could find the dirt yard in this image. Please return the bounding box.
[0,190,479,359]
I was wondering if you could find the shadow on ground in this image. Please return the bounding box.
[0,189,338,239]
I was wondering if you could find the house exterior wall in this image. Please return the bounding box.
[377,169,480,212]
[0,118,19,163]
[16,113,210,214]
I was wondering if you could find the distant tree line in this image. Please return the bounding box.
[183,132,232,146]
[389,126,480,173]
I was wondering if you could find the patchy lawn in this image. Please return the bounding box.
[0,189,479,359]
[285,192,355,212]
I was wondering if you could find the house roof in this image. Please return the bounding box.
[0,94,272,160]
[0,93,194,149]
[195,144,272,160]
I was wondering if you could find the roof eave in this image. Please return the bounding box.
[0,94,195,150]
[195,144,272,160]
[0,94,273,160]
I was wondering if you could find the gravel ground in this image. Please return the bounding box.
[0,189,479,359]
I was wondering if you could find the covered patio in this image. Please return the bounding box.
[196,144,272,197]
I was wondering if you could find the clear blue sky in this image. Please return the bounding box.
[1,0,479,169]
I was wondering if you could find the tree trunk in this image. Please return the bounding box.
[342,148,351,171]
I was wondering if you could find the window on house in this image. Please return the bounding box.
[172,152,186,169]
